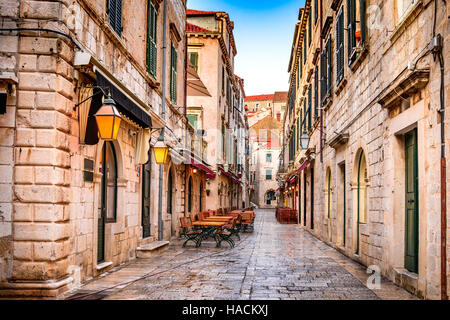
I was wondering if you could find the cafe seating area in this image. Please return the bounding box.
[180,208,255,248]
[275,207,298,224]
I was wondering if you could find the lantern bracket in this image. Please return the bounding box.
[73,86,111,111]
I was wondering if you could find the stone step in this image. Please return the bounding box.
[136,241,170,259]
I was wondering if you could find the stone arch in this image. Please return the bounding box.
[351,147,369,255]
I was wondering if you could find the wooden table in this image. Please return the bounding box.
[192,221,227,227]
[205,216,234,222]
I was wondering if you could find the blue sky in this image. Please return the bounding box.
[187,0,305,96]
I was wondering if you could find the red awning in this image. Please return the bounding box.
[191,158,216,179]
[219,167,241,184]
[296,160,309,174]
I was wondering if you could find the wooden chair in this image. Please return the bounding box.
[180,217,203,247]
[214,219,236,248]
[223,215,241,240]
[241,212,255,231]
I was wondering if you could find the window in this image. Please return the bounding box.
[396,0,418,22]
[107,0,122,36]
[189,51,199,73]
[100,142,117,222]
[357,151,367,224]
[266,169,272,180]
[266,153,272,163]
[308,85,312,130]
[146,1,157,77]
[170,43,177,104]
[308,15,312,47]
[314,66,318,119]
[314,0,318,24]
[222,66,225,93]
[320,36,332,104]
[336,7,345,85]
[187,114,198,129]
[347,0,366,65]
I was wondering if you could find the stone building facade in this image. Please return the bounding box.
[280,0,449,299]
[0,0,189,298]
[249,116,281,208]
[186,9,249,212]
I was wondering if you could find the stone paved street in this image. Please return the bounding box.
[65,209,418,300]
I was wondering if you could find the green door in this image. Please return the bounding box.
[405,129,419,273]
[142,151,152,239]
[98,145,107,263]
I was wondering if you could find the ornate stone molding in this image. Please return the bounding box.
[377,69,430,109]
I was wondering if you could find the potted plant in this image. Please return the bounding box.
[206,189,211,196]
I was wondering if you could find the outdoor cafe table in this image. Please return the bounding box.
[191,221,227,243]
[204,216,234,222]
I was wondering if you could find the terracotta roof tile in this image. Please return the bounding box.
[187,9,218,16]
[186,22,212,33]
[273,91,288,102]
[244,94,275,102]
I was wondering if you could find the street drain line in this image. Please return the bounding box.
[66,221,262,300]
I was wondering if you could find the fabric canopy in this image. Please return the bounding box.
[219,167,241,184]
[96,71,152,128]
[187,60,211,97]
[296,160,309,174]
[191,157,216,179]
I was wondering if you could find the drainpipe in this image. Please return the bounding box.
[157,0,168,241]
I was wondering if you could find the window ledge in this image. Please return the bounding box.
[335,76,348,95]
[322,94,333,112]
[349,45,369,72]
[390,0,424,44]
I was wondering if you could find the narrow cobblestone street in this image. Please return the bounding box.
[65,209,417,300]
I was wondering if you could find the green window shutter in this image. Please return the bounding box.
[308,15,312,46]
[146,2,157,77]
[107,0,122,36]
[308,85,312,130]
[336,7,344,85]
[187,114,198,129]
[314,67,318,119]
[170,43,177,104]
[314,0,318,24]
[360,0,366,44]
[327,38,332,95]
[347,0,356,61]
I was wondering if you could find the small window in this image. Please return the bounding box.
[187,114,198,129]
[189,51,199,73]
[266,153,272,163]
[266,170,272,180]
[347,0,366,65]
[107,0,123,37]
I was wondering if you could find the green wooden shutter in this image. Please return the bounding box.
[187,114,198,129]
[146,2,157,77]
[308,85,312,130]
[327,38,332,95]
[336,7,344,85]
[170,43,177,104]
[360,0,366,44]
[347,0,356,63]
[107,0,122,36]
[314,67,318,119]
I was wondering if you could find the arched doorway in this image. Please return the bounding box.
[354,150,368,255]
[265,190,276,206]
[98,142,118,263]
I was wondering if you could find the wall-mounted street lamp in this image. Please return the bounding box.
[300,131,310,150]
[94,95,122,141]
[74,86,121,142]
[152,131,169,165]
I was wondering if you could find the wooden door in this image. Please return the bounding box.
[142,152,152,239]
[405,129,419,273]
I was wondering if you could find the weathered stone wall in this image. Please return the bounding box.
[288,0,449,299]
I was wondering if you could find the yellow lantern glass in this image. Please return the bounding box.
[94,96,121,141]
[153,139,168,165]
